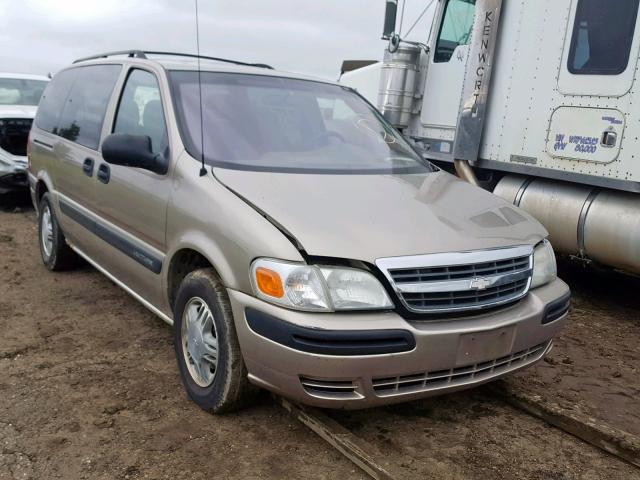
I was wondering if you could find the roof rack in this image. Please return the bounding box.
[73,50,147,63]
[72,50,273,69]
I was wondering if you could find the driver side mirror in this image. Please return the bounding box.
[382,0,398,39]
[102,133,166,175]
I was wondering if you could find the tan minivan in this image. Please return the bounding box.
[28,51,570,413]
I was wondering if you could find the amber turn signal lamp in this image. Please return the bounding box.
[255,267,284,298]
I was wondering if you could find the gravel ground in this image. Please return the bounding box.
[1,192,638,480]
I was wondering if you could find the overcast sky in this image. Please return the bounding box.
[0,0,435,80]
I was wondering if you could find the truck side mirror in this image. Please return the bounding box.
[382,0,398,39]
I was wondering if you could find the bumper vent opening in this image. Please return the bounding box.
[300,377,360,400]
[372,341,550,396]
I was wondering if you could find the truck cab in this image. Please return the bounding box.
[342,0,640,275]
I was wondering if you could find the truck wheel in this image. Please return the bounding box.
[173,268,256,413]
[38,193,78,271]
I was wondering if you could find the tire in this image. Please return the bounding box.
[173,268,256,413]
[38,193,78,271]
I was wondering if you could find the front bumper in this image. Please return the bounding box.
[0,156,28,193]
[229,278,570,409]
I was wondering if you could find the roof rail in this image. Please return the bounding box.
[143,51,273,69]
[73,50,273,69]
[73,50,147,64]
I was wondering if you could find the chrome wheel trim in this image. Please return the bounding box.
[181,297,219,388]
[41,206,54,258]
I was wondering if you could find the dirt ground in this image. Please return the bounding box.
[1,192,639,480]
[507,259,640,438]
[330,389,639,480]
[0,194,364,480]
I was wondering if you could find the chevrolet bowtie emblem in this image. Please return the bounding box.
[470,277,491,291]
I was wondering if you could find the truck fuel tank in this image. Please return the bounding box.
[494,175,640,274]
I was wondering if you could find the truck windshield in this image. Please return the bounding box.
[0,78,48,106]
[168,71,432,174]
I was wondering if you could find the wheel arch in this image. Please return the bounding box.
[165,243,232,314]
[34,171,55,212]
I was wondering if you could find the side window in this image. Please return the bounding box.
[434,0,476,63]
[568,0,639,75]
[57,65,122,150]
[34,69,78,134]
[113,69,168,157]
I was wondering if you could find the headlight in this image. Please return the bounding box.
[250,258,394,312]
[531,239,557,289]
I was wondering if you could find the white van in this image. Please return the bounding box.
[0,73,49,193]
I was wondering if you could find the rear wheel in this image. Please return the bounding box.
[38,193,78,271]
[173,268,256,413]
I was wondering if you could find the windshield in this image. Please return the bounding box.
[169,71,433,174]
[0,78,48,106]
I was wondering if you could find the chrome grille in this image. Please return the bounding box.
[390,256,531,283]
[376,246,534,314]
[400,278,529,310]
[372,341,550,396]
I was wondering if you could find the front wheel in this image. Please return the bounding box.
[173,268,256,413]
[38,193,78,271]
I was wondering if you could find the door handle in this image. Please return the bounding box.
[82,158,94,177]
[601,130,618,148]
[97,163,111,184]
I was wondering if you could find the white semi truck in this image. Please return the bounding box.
[342,0,640,275]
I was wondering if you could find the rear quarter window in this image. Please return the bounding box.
[56,65,122,150]
[35,69,78,134]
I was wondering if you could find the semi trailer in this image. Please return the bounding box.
[341,0,640,275]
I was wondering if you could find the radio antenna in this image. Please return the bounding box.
[195,0,207,176]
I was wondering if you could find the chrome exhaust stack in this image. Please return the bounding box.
[378,45,422,129]
[453,0,503,185]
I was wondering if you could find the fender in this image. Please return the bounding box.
[163,154,304,310]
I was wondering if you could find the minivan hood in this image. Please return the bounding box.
[0,105,37,119]
[214,168,547,263]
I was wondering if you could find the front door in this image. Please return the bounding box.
[419,0,476,156]
[92,68,172,308]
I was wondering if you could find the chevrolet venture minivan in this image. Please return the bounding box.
[28,51,570,413]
